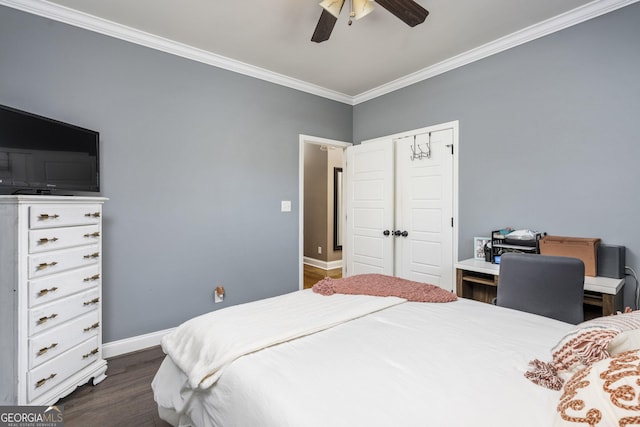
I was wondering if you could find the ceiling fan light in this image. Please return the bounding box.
[352,0,375,20]
[319,0,345,18]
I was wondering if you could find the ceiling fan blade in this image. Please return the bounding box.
[311,9,339,43]
[374,0,429,27]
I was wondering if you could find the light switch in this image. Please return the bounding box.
[281,200,292,212]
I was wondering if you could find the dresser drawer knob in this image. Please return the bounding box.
[83,252,100,259]
[83,231,101,238]
[35,373,57,388]
[37,343,58,356]
[37,286,59,297]
[37,313,58,325]
[83,274,100,282]
[37,262,58,270]
[83,322,100,332]
[83,297,100,306]
[38,237,59,244]
[38,214,60,220]
[82,348,99,359]
[84,212,101,218]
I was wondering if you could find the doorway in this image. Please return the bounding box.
[298,135,352,290]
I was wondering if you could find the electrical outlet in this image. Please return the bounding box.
[214,286,225,303]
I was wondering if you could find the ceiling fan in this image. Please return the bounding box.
[311,0,429,43]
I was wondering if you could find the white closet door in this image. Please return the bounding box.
[394,129,454,290]
[344,139,394,276]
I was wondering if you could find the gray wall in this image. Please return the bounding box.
[353,3,640,308]
[0,6,352,341]
[1,1,639,343]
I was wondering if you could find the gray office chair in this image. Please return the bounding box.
[496,253,585,324]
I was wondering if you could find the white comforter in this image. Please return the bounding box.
[154,294,572,427]
[161,290,405,389]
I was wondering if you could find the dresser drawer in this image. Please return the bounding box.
[29,288,100,335]
[29,225,101,254]
[29,204,102,230]
[28,244,100,279]
[28,336,100,402]
[28,265,101,307]
[29,310,100,369]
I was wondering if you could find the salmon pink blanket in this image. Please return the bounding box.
[313,274,457,303]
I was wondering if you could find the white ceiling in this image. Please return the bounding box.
[5,0,636,103]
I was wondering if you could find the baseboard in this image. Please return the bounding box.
[103,258,340,358]
[304,257,342,270]
[102,327,175,359]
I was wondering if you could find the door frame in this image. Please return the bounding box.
[358,120,460,284]
[299,135,352,290]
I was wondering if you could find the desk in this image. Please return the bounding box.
[455,258,625,318]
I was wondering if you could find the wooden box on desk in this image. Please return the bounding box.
[539,235,600,276]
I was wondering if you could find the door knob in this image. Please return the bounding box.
[383,230,391,236]
[401,231,409,237]
[394,230,402,236]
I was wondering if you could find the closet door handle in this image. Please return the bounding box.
[401,231,409,237]
[383,230,391,236]
[394,230,402,236]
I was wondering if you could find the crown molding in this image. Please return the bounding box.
[1,0,637,106]
[0,0,353,104]
[352,0,640,104]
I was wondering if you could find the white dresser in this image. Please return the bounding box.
[0,195,108,405]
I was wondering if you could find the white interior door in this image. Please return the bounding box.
[344,139,394,276]
[344,122,457,291]
[394,130,454,290]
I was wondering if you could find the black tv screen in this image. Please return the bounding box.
[0,104,99,194]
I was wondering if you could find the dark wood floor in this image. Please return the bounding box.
[57,345,171,427]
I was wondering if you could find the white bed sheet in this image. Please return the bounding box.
[153,297,572,427]
[161,290,405,390]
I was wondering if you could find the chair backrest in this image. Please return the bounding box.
[496,253,585,324]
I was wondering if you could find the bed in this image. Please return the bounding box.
[151,274,582,427]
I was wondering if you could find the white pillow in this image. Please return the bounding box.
[607,329,640,355]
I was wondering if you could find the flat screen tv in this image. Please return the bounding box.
[0,104,99,194]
